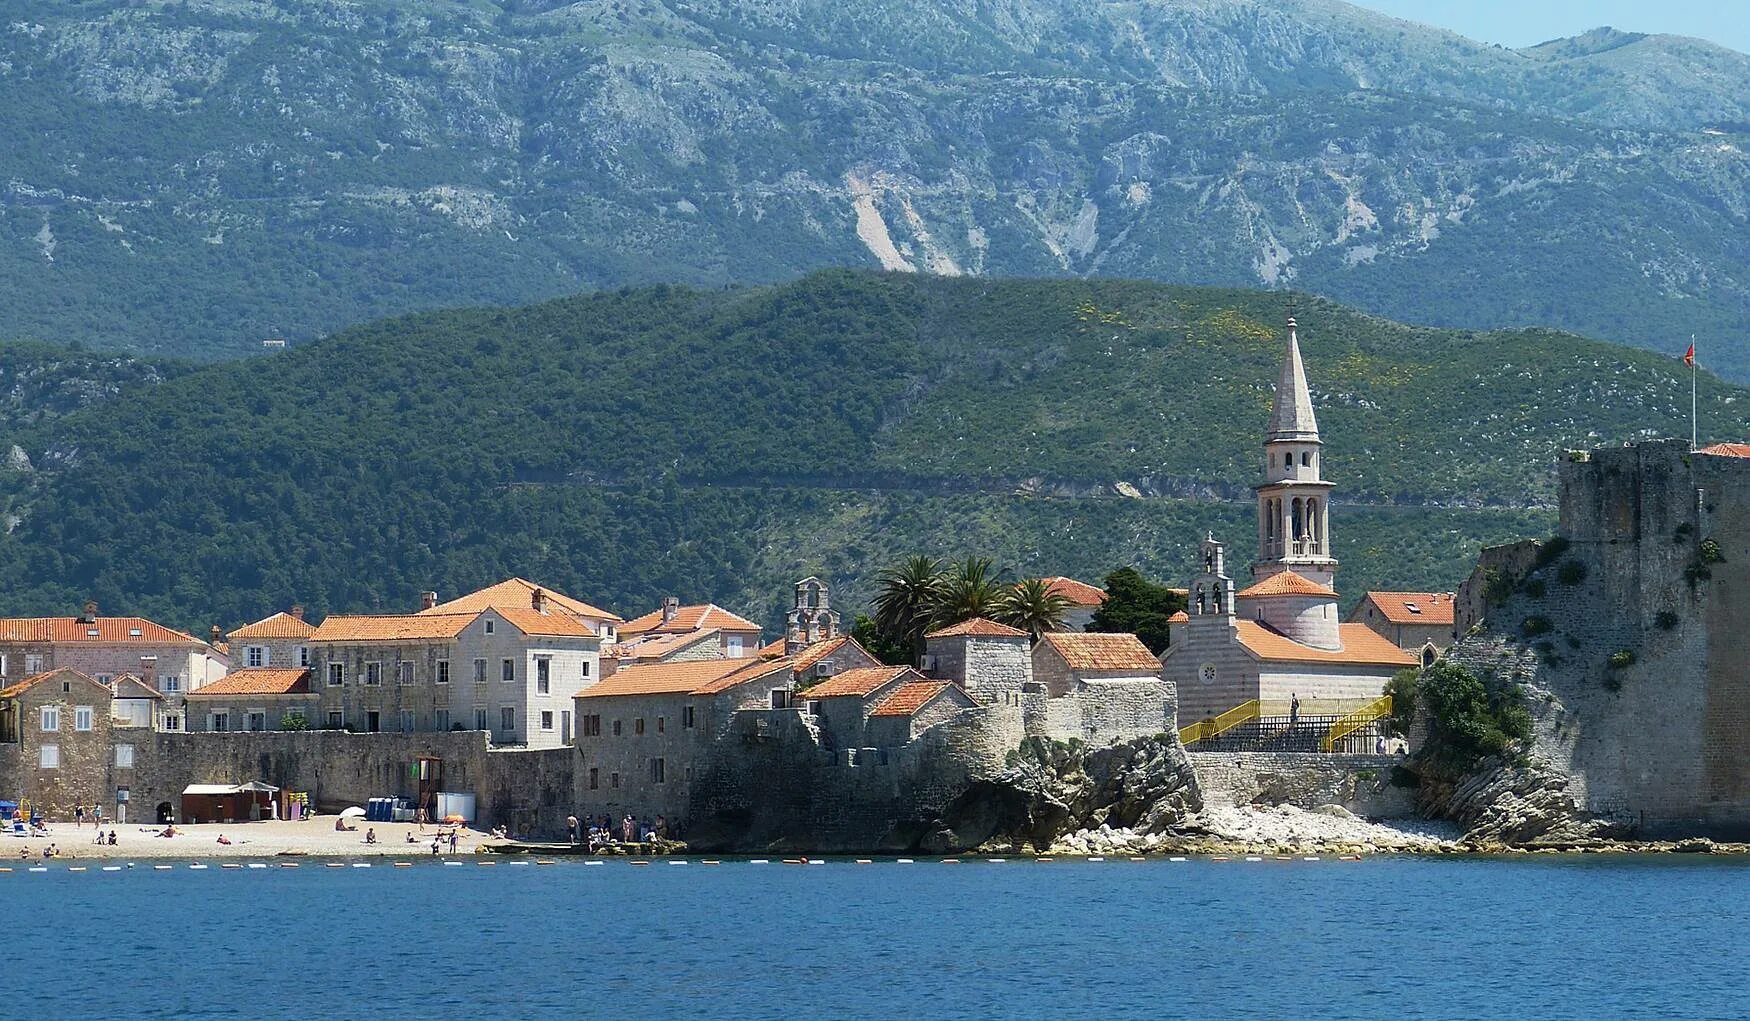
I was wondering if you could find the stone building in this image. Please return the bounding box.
[1029,632,1171,743]
[921,618,1032,703]
[799,665,918,749]
[0,605,227,697]
[1040,576,1107,632]
[1161,319,1418,722]
[1348,592,1456,666]
[785,576,840,649]
[616,599,764,659]
[184,667,318,732]
[863,682,978,746]
[110,674,170,732]
[0,668,138,822]
[226,606,316,671]
[420,578,623,641]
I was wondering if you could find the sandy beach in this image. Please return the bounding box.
[4,818,508,861]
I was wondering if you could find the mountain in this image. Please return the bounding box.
[2,2,1748,374]
[0,271,1739,633]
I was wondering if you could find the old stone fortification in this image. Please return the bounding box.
[1440,440,1750,840]
[1189,751,1415,818]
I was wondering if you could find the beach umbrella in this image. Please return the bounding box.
[443,814,466,825]
[339,807,366,819]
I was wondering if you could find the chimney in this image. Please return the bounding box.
[290,604,305,622]
[420,591,439,611]
[531,587,547,614]
[138,655,157,688]
[600,656,620,680]
[210,625,222,646]
[661,596,679,624]
[80,600,98,624]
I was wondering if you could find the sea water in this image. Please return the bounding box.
[13,855,1750,1019]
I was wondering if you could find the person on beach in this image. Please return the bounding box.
[74,805,85,829]
[216,834,232,845]
[107,831,117,846]
[430,838,441,856]
[93,805,103,829]
[449,831,459,854]
[364,827,377,845]
[417,807,427,832]
[566,814,579,845]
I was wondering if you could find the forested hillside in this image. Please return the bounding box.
[2,2,1747,374]
[0,272,1736,633]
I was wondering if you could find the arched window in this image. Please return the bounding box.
[1212,582,1223,610]
[1301,451,1311,467]
[1422,646,1438,667]
[1284,452,1293,469]
[1292,498,1304,541]
[1195,584,1206,614]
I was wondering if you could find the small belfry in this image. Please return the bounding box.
[1253,315,1337,590]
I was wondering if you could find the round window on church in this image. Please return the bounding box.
[1199,663,1217,685]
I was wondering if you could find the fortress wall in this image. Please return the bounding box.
[1188,752,1416,818]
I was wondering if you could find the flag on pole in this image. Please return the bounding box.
[1684,342,1695,368]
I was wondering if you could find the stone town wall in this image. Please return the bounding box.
[1189,752,1416,818]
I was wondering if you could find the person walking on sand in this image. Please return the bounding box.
[93,804,102,829]
[448,830,459,854]
[74,805,85,829]
[566,814,579,845]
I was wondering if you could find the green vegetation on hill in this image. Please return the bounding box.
[0,271,1729,633]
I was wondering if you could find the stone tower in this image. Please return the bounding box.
[1253,316,1337,589]
[786,576,840,652]
[1189,534,1236,622]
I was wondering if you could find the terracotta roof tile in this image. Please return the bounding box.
[792,636,862,674]
[310,614,476,643]
[1039,632,1161,672]
[801,666,911,699]
[1040,576,1107,606]
[188,668,312,697]
[1236,571,1339,599]
[619,603,762,638]
[227,611,316,641]
[870,682,960,718]
[611,630,720,662]
[758,638,789,659]
[1234,622,1418,668]
[0,617,202,645]
[421,578,622,622]
[1360,591,1456,626]
[494,606,601,639]
[1167,611,1190,623]
[0,669,105,700]
[576,657,790,699]
[924,617,1028,640]
[1697,442,1750,458]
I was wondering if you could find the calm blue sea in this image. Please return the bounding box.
[14,855,1750,1020]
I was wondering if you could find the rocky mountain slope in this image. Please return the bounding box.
[2,1,1747,375]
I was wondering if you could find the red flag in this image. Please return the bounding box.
[1684,343,1695,368]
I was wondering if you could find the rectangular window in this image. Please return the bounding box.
[500,706,515,733]
[589,767,599,790]
[726,636,744,658]
[24,653,44,674]
[536,658,550,694]
[163,714,182,732]
[501,659,515,683]
[365,662,382,686]
[581,659,591,678]
[682,706,695,729]
[436,660,450,685]
[39,744,58,769]
[75,705,93,732]
[160,675,182,693]
[400,710,415,733]
[96,674,113,686]
[328,663,345,687]
[561,710,571,742]
[474,708,489,732]
[248,711,267,732]
[540,710,554,731]
[610,771,619,789]
[612,719,622,736]
[473,659,487,684]
[327,711,344,730]
[365,710,380,733]
[634,718,645,735]
[40,706,59,732]
[210,712,229,733]
[115,743,134,768]
[650,757,665,784]
[657,716,665,734]
[299,646,310,667]
[588,715,602,736]
[484,619,495,635]
[246,646,265,668]
[435,709,451,732]
[398,662,414,685]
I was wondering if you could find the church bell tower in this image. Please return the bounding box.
[1253,316,1337,589]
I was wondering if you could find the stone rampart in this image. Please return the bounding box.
[1189,752,1416,818]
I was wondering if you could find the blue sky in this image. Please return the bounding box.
[1349,0,1749,54]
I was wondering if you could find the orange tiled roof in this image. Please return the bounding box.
[802,666,911,699]
[619,603,763,638]
[0,668,104,700]
[494,606,600,639]
[421,578,622,622]
[1697,443,1750,458]
[792,636,866,674]
[924,617,1028,639]
[1236,571,1338,599]
[0,617,202,645]
[871,681,958,718]
[1167,610,1190,623]
[758,638,789,659]
[1039,632,1161,672]
[576,657,789,699]
[1360,591,1456,626]
[187,668,312,697]
[310,613,476,643]
[227,611,316,641]
[612,630,720,662]
[1234,622,1418,668]
[1040,576,1107,606]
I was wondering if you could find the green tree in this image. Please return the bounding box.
[995,577,1074,643]
[931,556,1008,630]
[850,613,913,666]
[1418,661,1532,765]
[280,710,310,732]
[1087,567,1186,653]
[872,555,943,660]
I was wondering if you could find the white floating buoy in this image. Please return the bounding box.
[68,866,87,872]
[1087,856,1105,862]
[808,860,824,866]
[351,863,371,868]
[102,866,122,872]
[247,863,268,869]
[1244,856,1263,862]
[188,864,209,870]
[443,861,465,867]
[153,864,173,871]
[987,858,1006,863]
[1169,856,1187,862]
[749,859,770,865]
[896,858,914,864]
[583,860,604,866]
[28,867,47,873]
[667,860,687,866]
[1302,856,1320,862]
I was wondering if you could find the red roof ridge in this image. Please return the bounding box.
[870,681,958,718]
[1039,576,1107,606]
[924,617,1028,639]
[1236,571,1338,599]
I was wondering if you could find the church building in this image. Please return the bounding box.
[1161,317,1416,723]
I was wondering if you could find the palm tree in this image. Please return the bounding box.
[872,555,943,659]
[930,556,1009,630]
[996,578,1076,643]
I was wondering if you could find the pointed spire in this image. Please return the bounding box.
[1267,315,1320,442]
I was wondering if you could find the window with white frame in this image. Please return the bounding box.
[500,706,515,733]
[400,710,415,733]
[435,709,451,732]
[115,743,134,768]
[162,713,182,732]
[298,646,309,667]
[365,662,382,686]
[327,663,345,687]
[210,711,229,733]
[484,619,495,635]
[248,710,267,732]
[39,744,58,769]
[24,654,44,674]
[40,706,59,732]
[75,705,94,732]
[581,659,591,678]
[436,660,450,684]
[246,646,266,668]
[540,710,553,731]
[536,658,550,694]
[726,636,743,657]
[473,659,487,684]
[398,661,414,685]
[474,707,488,731]
[160,675,181,694]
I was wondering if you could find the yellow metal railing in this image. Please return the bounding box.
[1179,699,1260,747]
[1321,695,1393,752]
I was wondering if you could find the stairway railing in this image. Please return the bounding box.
[1320,695,1393,752]
[1179,699,1261,748]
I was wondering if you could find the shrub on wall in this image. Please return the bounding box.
[1521,577,1547,598]
[1521,615,1554,637]
[280,711,310,731]
[1608,650,1636,669]
[1655,610,1679,631]
[1557,560,1588,585]
[1417,661,1532,767]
